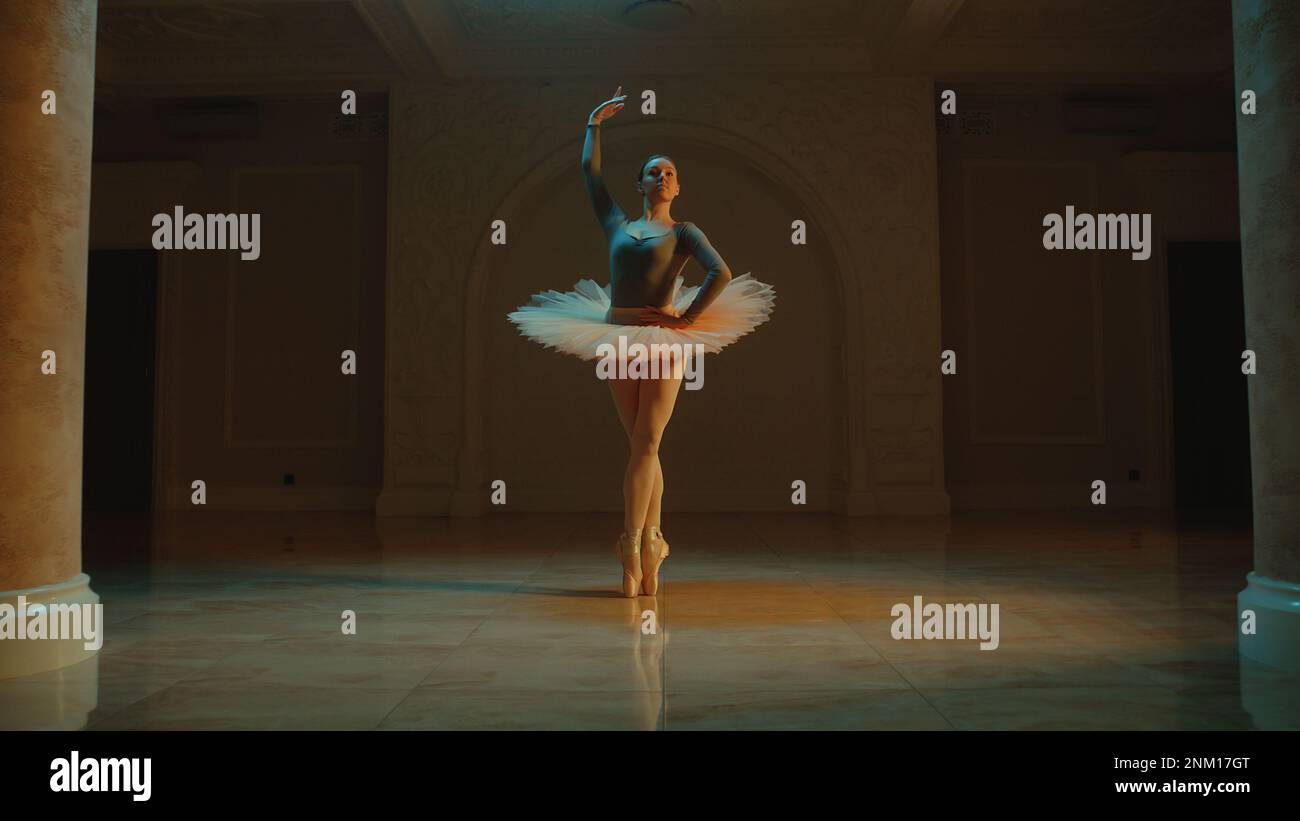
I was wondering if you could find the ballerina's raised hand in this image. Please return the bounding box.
[589,85,627,126]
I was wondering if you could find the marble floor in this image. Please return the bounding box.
[2,509,1296,730]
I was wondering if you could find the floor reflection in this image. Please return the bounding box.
[1,510,1296,730]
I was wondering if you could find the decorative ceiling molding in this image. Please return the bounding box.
[926,0,1233,76]
[93,0,1238,93]
[879,0,967,64]
[397,0,881,77]
[96,0,401,93]
[941,0,1226,40]
[350,0,442,78]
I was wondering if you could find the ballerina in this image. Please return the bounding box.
[507,85,776,597]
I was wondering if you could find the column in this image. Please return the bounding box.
[0,0,101,680]
[1233,0,1300,676]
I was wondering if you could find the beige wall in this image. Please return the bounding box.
[938,85,1239,508]
[379,77,949,516]
[84,80,1242,516]
[89,95,388,510]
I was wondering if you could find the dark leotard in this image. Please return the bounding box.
[581,123,732,323]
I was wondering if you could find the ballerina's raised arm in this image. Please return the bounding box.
[581,86,629,237]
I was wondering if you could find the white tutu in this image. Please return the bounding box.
[507,273,775,361]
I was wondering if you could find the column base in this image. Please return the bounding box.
[0,572,101,680]
[1238,571,1300,673]
[0,653,100,730]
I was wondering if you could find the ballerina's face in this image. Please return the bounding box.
[637,157,679,204]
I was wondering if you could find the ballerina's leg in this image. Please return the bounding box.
[642,347,682,530]
[608,374,640,436]
[625,364,683,534]
[610,376,666,531]
[610,373,644,533]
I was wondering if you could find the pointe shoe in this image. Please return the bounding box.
[641,526,670,596]
[614,529,643,598]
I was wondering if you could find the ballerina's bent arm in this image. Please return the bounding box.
[676,222,733,324]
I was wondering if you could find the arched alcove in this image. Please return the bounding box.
[453,121,866,514]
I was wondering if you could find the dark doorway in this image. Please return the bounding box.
[1167,241,1252,521]
[82,249,158,514]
